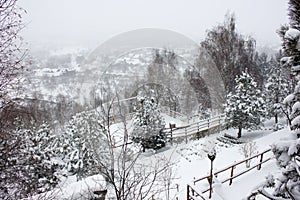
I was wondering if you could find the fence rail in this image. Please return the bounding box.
[187,149,273,199]
[108,102,226,144]
[165,114,225,143]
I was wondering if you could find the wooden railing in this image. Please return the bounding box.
[187,149,272,199]
[165,114,225,143]
[187,185,205,200]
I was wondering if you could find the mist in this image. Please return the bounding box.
[19,0,288,49]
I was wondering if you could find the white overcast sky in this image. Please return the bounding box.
[19,0,289,48]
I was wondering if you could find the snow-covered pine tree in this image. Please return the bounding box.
[131,96,166,151]
[0,121,31,199]
[198,102,211,120]
[64,110,108,180]
[262,0,300,198]
[279,0,300,71]
[225,71,266,138]
[0,121,63,199]
[288,0,300,31]
[265,62,290,129]
[25,122,64,193]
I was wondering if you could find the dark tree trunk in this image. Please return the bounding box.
[275,93,279,125]
[275,113,278,125]
[237,126,242,138]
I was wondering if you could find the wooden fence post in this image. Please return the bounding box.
[187,184,190,200]
[170,128,173,145]
[219,116,221,133]
[185,127,188,144]
[229,166,234,185]
[208,118,210,128]
[257,153,264,170]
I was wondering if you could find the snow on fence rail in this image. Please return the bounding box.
[187,148,273,199]
[164,114,225,143]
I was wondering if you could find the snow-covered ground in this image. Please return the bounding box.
[105,115,290,199]
[171,128,286,200]
[36,115,289,200]
[134,116,289,200]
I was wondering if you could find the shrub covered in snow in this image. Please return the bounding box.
[28,174,107,200]
[131,96,166,151]
[62,110,109,180]
[239,141,258,168]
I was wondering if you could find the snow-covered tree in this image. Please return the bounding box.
[270,139,300,199]
[24,122,64,193]
[63,110,109,180]
[225,71,266,138]
[131,96,166,151]
[0,0,26,112]
[0,121,63,199]
[0,1,27,197]
[256,1,300,199]
[197,102,211,120]
[265,62,290,128]
[280,2,300,128]
[270,25,300,200]
[288,0,300,33]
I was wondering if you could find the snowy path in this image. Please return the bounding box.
[108,114,289,200]
[164,127,289,200]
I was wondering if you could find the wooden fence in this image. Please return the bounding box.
[187,149,273,199]
[164,114,225,143]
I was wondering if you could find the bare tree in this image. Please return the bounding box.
[89,95,176,200]
[239,141,258,168]
[0,0,27,112]
[201,13,262,93]
[0,1,28,198]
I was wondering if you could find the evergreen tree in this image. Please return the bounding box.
[263,0,300,198]
[24,122,63,193]
[131,96,166,151]
[225,71,266,138]
[63,110,108,180]
[279,1,300,136]
[0,121,63,198]
[288,0,300,30]
[265,61,290,128]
